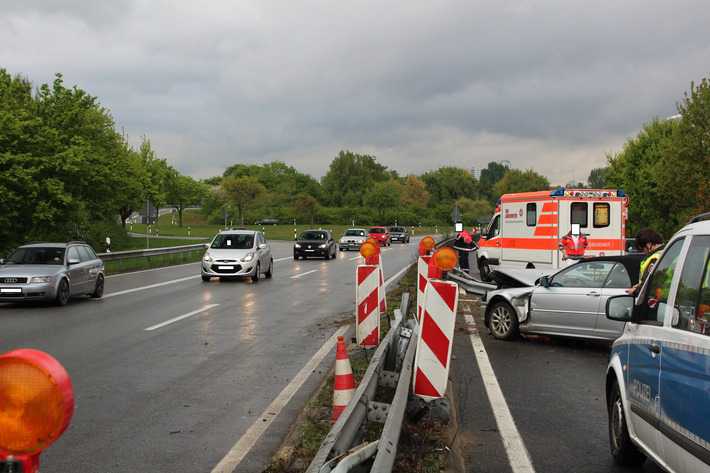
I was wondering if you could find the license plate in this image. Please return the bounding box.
[0,288,22,293]
[218,265,234,270]
[306,249,315,252]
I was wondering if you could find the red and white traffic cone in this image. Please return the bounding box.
[332,336,356,422]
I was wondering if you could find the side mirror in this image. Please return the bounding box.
[258,243,268,250]
[538,275,551,288]
[606,295,635,322]
[67,258,80,266]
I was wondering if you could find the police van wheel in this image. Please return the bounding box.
[608,381,645,466]
[489,301,519,340]
[479,258,492,282]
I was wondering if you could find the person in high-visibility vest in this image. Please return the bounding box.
[627,228,664,295]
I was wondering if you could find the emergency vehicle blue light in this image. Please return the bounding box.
[550,187,565,197]
[617,189,626,197]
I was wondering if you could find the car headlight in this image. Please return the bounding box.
[319,244,327,248]
[242,253,255,262]
[29,276,52,284]
[203,253,212,262]
[295,243,301,248]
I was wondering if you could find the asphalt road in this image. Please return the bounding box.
[0,239,420,473]
[451,296,664,473]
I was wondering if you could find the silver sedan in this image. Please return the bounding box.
[482,255,643,341]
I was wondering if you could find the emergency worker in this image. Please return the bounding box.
[627,228,664,295]
[559,230,588,260]
[454,226,477,272]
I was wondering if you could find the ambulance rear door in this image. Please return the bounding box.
[500,200,555,267]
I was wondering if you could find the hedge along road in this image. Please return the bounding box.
[0,238,426,473]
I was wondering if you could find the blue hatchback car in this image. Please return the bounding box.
[604,214,710,472]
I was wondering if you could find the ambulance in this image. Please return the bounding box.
[476,188,628,279]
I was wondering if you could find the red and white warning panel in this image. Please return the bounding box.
[378,260,387,314]
[356,264,380,348]
[416,255,431,321]
[413,279,458,400]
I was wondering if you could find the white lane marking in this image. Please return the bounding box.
[211,325,349,473]
[144,304,220,331]
[104,257,293,296]
[103,275,200,299]
[106,261,200,278]
[290,269,318,279]
[464,313,536,473]
[349,255,362,261]
[383,263,413,288]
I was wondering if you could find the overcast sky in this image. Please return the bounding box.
[2,1,708,184]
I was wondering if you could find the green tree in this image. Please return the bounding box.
[399,175,430,208]
[455,197,494,225]
[479,161,509,202]
[293,193,319,224]
[421,167,478,203]
[587,167,608,188]
[221,176,266,225]
[364,180,401,221]
[166,172,208,227]
[493,169,550,197]
[321,151,390,206]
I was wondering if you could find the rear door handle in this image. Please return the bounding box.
[586,291,600,297]
[649,344,661,354]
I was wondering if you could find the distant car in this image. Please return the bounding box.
[202,230,273,282]
[482,254,643,341]
[604,214,710,473]
[0,242,105,306]
[388,226,410,244]
[339,228,368,251]
[294,230,336,259]
[254,218,279,225]
[368,226,390,246]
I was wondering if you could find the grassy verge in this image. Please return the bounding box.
[127,223,442,241]
[103,248,204,275]
[264,264,419,473]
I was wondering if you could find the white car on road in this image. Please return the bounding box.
[201,230,272,282]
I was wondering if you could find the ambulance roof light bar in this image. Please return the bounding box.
[550,187,626,198]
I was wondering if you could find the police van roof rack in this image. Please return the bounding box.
[689,212,710,224]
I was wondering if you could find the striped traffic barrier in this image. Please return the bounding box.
[332,336,356,422]
[356,264,380,348]
[413,247,459,401]
[416,255,431,321]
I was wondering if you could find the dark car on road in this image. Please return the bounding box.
[388,226,410,244]
[294,230,337,259]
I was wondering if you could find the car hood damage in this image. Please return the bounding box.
[490,268,552,288]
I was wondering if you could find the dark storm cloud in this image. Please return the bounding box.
[1,0,708,183]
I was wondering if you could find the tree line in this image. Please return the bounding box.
[586,78,710,238]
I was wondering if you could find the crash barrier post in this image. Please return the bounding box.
[332,336,356,422]
[306,293,413,473]
[0,349,74,473]
[356,264,381,347]
[413,247,459,401]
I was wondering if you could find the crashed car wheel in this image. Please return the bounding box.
[489,301,519,340]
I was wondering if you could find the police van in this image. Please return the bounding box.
[604,213,710,472]
[476,188,628,279]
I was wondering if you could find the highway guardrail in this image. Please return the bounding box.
[97,243,208,262]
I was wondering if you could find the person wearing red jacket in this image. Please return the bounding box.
[559,229,588,260]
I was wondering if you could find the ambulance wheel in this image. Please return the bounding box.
[479,258,492,282]
[489,301,519,340]
[608,381,646,466]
